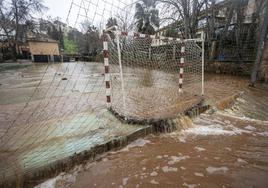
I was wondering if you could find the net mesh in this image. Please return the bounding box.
[107,31,203,121]
[0,0,204,185]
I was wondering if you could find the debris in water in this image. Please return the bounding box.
[62,77,68,80]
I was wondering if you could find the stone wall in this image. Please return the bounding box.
[206,61,253,76]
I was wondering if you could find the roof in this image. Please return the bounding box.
[27,38,59,43]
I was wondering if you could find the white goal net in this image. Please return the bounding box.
[103,29,204,122]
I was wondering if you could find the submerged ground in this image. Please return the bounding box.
[37,88,268,188]
[0,62,267,187]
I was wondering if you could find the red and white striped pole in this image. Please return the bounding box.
[103,33,111,108]
[179,42,185,93]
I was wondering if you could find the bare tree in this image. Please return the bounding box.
[0,0,47,58]
[159,0,206,38]
[116,11,135,32]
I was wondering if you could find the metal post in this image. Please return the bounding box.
[179,42,185,93]
[116,29,127,114]
[201,31,205,96]
[103,33,111,108]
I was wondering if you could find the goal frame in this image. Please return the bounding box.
[103,26,205,110]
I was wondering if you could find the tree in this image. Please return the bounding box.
[159,0,205,38]
[106,17,117,39]
[82,24,102,56]
[134,0,160,34]
[0,0,47,58]
[106,17,118,29]
[116,10,135,32]
[64,36,77,54]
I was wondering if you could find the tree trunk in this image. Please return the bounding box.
[13,0,19,59]
[250,1,268,85]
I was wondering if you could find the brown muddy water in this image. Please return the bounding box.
[1,62,267,187]
[35,77,268,187]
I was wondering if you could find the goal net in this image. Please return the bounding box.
[103,29,204,122]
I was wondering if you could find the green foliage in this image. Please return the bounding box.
[63,37,77,54]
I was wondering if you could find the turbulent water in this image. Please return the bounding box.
[1,62,268,187]
[36,89,268,188]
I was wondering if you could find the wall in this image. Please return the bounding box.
[28,42,60,55]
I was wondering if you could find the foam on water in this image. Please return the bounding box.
[206,166,229,174]
[34,172,77,188]
[194,146,206,152]
[168,155,189,165]
[244,125,256,131]
[162,166,178,173]
[181,113,253,136]
[183,124,239,136]
[127,139,151,148]
[194,172,204,177]
[183,182,198,188]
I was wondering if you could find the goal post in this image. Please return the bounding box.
[103,28,205,120]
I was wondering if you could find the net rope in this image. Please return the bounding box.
[107,31,203,121]
[0,0,203,185]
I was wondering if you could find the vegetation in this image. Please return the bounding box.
[63,37,77,54]
[134,0,160,34]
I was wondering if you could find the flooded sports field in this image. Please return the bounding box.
[0,62,267,187]
[37,88,268,188]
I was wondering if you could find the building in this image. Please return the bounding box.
[28,38,62,63]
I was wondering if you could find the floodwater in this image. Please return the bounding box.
[0,62,266,187]
[37,88,268,188]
